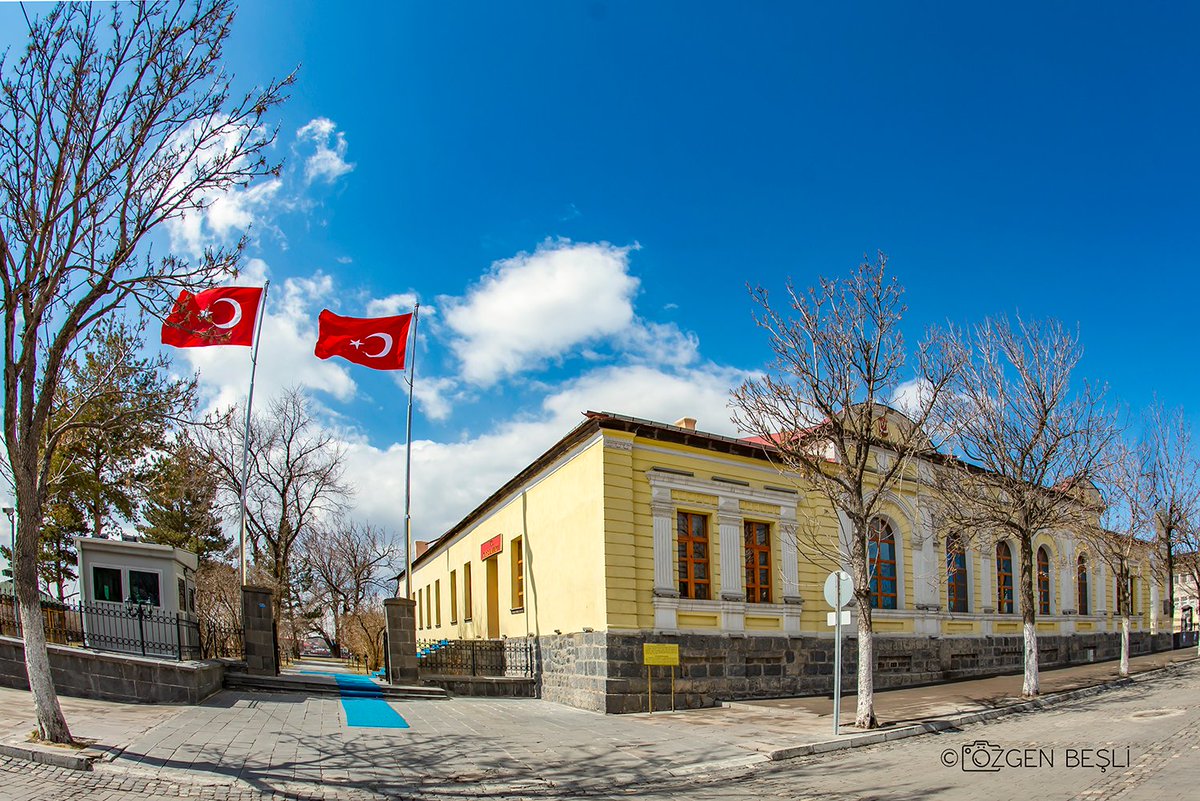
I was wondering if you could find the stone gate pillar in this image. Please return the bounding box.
[241,585,278,676]
[384,597,418,684]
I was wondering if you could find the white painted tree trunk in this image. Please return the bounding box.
[1022,619,1039,696]
[1019,537,1039,697]
[855,599,877,728]
[15,543,72,743]
[1120,615,1131,678]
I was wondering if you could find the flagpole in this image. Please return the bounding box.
[238,280,270,587]
[403,303,420,600]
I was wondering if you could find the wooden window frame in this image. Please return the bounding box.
[744,521,771,603]
[868,517,898,610]
[511,536,525,611]
[435,579,442,627]
[946,535,968,614]
[450,570,458,624]
[996,542,1014,614]
[677,511,711,600]
[1037,547,1051,615]
[463,563,473,623]
[1076,556,1088,616]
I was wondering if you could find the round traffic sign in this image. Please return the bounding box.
[823,570,855,609]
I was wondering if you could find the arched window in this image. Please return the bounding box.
[868,517,898,610]
[1077,555,1089,616]
[946,534,968,613]
[996,542,1014,614]
[1037,547,1051,615]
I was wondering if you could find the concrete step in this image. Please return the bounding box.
[224,671,447,699]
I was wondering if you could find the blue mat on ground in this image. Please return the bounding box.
[299,671,409,729]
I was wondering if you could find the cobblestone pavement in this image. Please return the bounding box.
[1,660,1196,800]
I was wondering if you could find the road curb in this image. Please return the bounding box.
[0,739,102,771]
[762,672,1153,762]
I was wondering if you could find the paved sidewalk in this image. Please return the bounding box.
[0,648,1192,799]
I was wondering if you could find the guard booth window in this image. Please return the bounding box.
[93,566,122,602]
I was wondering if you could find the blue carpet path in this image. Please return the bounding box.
[300,671,410,729]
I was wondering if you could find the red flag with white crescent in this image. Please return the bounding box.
[314,309,413,371]
[161,286,264,348]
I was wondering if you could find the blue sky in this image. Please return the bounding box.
[2,1,1198,542]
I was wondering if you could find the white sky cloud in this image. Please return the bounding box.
[442,240,639,386]
[297,117,355,185]
[366,292,422,318]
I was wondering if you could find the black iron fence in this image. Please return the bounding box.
[0,597,242,661]
[417,637,536,677]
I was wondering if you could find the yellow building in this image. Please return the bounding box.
[405,410,1169,713]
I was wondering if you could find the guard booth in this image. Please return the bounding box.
[76,537,200,658]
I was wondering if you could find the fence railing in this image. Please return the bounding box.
[417,637,536,677]
[0,597,243,661]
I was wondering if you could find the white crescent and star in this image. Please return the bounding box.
[208,298,243,329]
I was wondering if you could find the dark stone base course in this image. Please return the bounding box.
[421,674,537,698]
[533,630,1174,714]
[0,634,225,704]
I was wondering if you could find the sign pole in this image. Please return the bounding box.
[834,580,842,737]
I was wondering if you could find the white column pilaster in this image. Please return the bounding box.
[718,496,744,602]
[648,479,679,631]
[780,504,801,603]
[1060,536,1076,615]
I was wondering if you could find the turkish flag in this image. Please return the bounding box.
[161,286,264,348]
[314,309,412,371]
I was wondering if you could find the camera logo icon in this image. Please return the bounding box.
[959,740,1003,772]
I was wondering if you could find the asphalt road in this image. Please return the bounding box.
[1,661,1196,801]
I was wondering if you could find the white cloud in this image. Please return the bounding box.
[366,292,421,318]
[163,118,282,258]
[617,321,699,368]
[297,117,355,185]
[442,240,640,386]
[411,375,458,421]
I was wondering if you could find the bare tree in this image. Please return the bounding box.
[1086,435,1155,677]
[299,519,400,656]
[204,388,350,647]
[931,317,1118,697]
[1143,402,1200,627]
[1175,529,1200,655]
[731,254,960,728]
[340,601,388,671]
[0,1,290,742]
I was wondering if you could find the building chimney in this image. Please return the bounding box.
[674,417,697,431]
[414,540,431,558]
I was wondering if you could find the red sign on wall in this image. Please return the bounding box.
[481,534,503,560]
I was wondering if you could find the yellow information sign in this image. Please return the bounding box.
[643,643,680,666]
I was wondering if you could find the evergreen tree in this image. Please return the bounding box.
[54,319,196,541]
[139,435,229,562]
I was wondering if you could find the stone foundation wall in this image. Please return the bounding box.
[536,630,1174,714]
[0,635,226,704]
[534,631,609,711]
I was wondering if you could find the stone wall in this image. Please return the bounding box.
[534,631,609,711]
[0,635,226,704]
[536,630,1175,714]
[241,585,277,676]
